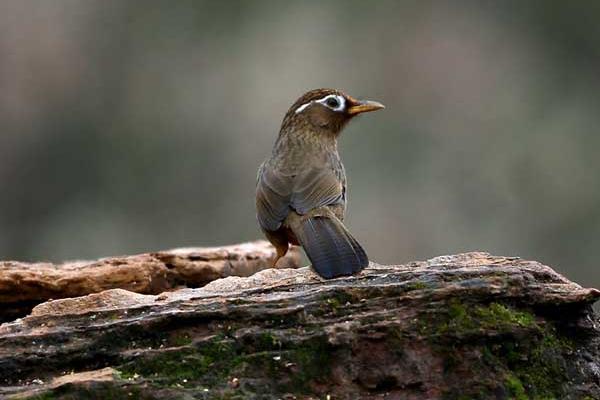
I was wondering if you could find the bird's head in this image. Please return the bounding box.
[280,88,385,137]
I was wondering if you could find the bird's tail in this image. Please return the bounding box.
[292,216,368,279]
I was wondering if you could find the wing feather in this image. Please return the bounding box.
[256,161,345,231]
[291,168,344,214]
[256,163,293,231]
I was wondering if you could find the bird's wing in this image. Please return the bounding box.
[291,167,345,215]
[256,162,293,232]
[257,162,345,231]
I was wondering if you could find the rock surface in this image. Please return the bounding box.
[0,252,599,399]
[0,240,301,322]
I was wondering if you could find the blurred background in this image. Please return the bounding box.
[1,0,599,290]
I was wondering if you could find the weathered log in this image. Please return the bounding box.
[0,252,599,399]
[0,241,302,322]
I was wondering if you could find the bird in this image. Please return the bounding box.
[255,88,385,279]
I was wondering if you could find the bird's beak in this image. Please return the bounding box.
[347,98,385,115]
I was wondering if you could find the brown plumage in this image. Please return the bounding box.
[256,88,384,278]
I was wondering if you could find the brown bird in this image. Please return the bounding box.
[256,88,384,278]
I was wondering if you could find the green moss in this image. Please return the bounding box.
[326,297,342,309]
[483,324,572,399]
[423,301,537,338]
[482,303,535,327]
[317,289,358,316]
[506,374,528,400]
[330,290,357,305]
[255,335,333,392]
[285,336,331,391]
[421,301,573,399]
[116,332,332,396]
[255,331,281,351]
[118,337,239,387]
[170,333,193,347]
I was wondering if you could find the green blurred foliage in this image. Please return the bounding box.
[0,0,599,290]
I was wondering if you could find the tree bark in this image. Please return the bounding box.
[0,251,599,399]
[0,241,301,323]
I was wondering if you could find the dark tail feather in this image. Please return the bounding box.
[293,216,368,279]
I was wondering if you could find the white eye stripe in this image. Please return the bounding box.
[295,101,312,114]
[295,94,346,114]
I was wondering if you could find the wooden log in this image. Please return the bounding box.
[0,240,302,322]
[0,252,599,399]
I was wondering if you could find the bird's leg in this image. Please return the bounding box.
[272,242,289,267]
[265,230,289,268]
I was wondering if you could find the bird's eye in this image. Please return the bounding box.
[326,97,340,108]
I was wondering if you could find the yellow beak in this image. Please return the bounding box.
[347,99,385,115]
